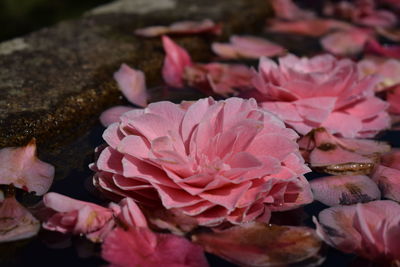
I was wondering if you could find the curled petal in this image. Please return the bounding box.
[114,64,147,107]
[311,175,380,206]
[212,35,286,59]
[162,35,193,88]
[267,19,352,37]
[134,19,221,37]
[0,139,54,195]
[100,106,135,127]
[321,29,372,56]
[103,227,208,267]
[0,196,40,243]
[366,39,400,59]
[193,222,324,267]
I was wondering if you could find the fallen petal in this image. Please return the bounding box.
[114,64,147,107]
[365,39,400,59]
[321,29,372,56]
[212,35,286,59]
[311,175,380,206]
[162,35,193,88]
[0,139,54,195]
[134,19,221,37]
[192,222,324,267]
[0,196,40,243]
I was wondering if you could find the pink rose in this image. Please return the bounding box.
[93,97,312,227]
[253,54,390,138]
[314,200,400,264]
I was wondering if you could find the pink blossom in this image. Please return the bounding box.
[298,128,390,175]
[266,19,352,37]
[310,175,380,206]
[372,149,400,202]
[93,97,312,227]
[365,39,400,59]
[212,35,286,59]
[270,0,315,21]
[0,139,54,195]
[114,64,147,108]
[0,195,40,243]
[314,200,400,263]
[321,28,373,56]
[253,54,391,138]
[42,192,117,242]
[192,222,323,267]
[102,198,208,267]
[134,19,221,37]
[162,36,253,96]
[358,57,400,91]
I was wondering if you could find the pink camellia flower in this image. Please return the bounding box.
[270,0,315,21]
[93,97,312,227]
[43,192,118,242]
[134,19,221,37]
[358,57,400,92]
[314,200,400,264]
[162,35,253,96]
[372,149,400,202]
[253,54,391,138]
[102,198,208,267]
[212,35,286,59]
[0,139,55,195]
[266,19,352,37]
[320,28,373,56]
[0,195,40,243]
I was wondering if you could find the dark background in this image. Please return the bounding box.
[0,0,111,42]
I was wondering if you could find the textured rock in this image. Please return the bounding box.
[0,0,270,148]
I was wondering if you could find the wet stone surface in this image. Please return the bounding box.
[0,0,270,149]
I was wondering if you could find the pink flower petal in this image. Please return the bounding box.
[100,106,135,127]
[192,222,323,266]
[388,85,400,114]
[162,35,193,88]
[299,128,390,175]
[0,196,40,243]
[311,175,380,206]
[212,35,286,59]
[270,0,315,20]
[114,64,147,107]
[267,19,352,37]
[315,200,400,262]
[366,39,400,59]
[0,139,54,195]
[134,19,221,37]
[43,192,115,242]
[102,227,208,267]
[321,29,373,56]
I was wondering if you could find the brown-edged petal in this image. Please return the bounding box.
[0,196,40,243]
[311,175,380,206]
[299,128,390,175]
[0,139,55,195]
[192,222,324,267]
